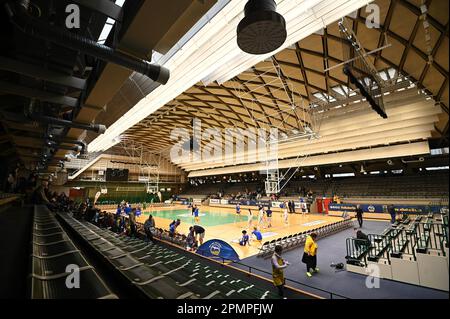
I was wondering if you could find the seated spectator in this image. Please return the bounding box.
[186,228,197,251]
[115,204,122,217]
[354,228,370,250]
[144,215,156,243]
[169,219,181,237]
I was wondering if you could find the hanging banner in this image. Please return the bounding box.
[196,239,240,262]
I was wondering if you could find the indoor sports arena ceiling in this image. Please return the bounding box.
[1,0,448,178]
[0,0,217,175]
[107,0,448,176]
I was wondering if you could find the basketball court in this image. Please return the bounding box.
[129,205,343,259]
[0,0,448,305]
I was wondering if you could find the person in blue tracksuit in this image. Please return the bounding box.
[252,227,263,243]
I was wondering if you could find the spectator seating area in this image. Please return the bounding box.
[184,172,449,201]
[31,206,117,299]
[332,173,449,199]
[57,211,305,299]
[0,192,20,206]
[345,212,449,291]
[258,218,354,258]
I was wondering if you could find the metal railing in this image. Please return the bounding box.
[345,238,370,266]
[367,233,391,262]
[389,228,416,259]
[414,221,447,255]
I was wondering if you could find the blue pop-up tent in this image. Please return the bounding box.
[196,239,240,262]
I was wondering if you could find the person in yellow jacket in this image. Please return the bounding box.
[272,245,290,297]
[302,233,319,277]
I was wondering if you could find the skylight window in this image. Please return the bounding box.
[97,0,126,45]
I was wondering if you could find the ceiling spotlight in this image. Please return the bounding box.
[237,0,287,55]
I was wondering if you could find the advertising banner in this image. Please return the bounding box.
[228,199,271,207]
[393,205,443,214]
[209,199,220,204]
[328,203,444,215]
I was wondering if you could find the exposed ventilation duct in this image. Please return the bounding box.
[237,0,287,55]
[46,141,82,153]
[30,114,107,134]
[5,1,170,84]
[48,138,88,155]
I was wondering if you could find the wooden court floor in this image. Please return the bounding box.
[128,205,343,259]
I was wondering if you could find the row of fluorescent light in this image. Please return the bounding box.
[88,0,374,153]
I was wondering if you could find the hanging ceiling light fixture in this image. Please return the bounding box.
[237,0,287,55]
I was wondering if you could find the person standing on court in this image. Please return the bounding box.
[258,205,266,229]
[282,201,289,225]
[235,203,241,224]
[272,245,290,297]
[355,204,364,228]
[266,207,273,228]
[300,198,307,217]
[247,209,253,229]
[302,233,319,277]
[193,205,200,224]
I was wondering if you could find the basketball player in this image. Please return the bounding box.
[258,205,266,229]
[300,198,307,217]
[234,203,241,224]
[266,207,273,228]
[247,209,253,229]
[283,201,289,225]
[193,205,200,224]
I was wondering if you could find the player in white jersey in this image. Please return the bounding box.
[283,201,289,225]
[258,205,266,229]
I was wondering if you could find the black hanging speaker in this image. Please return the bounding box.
[237,0,287,55]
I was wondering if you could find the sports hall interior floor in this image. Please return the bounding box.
[233,220,449,299]
[131,205,343,259]
[104,205,450,299]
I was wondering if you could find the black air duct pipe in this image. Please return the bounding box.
[49,138,88,154]
[31,114,107,134]
[5,2,170,84]
[46,141,82,153]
